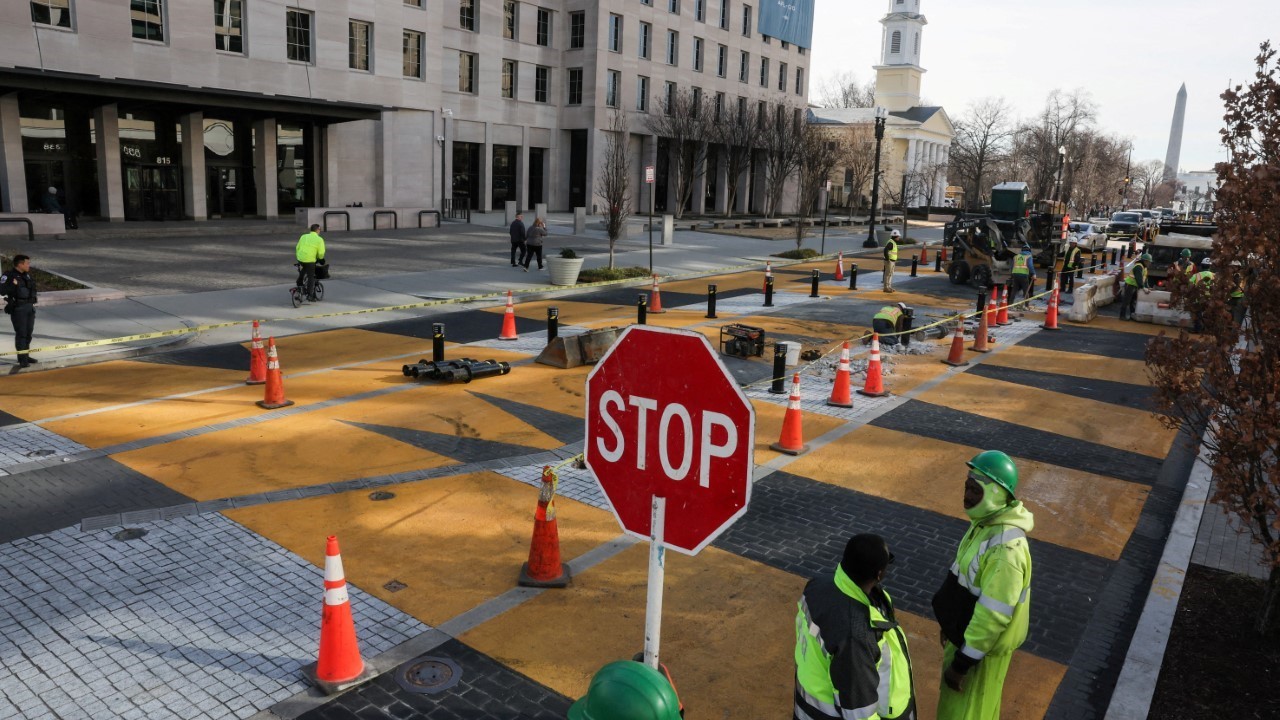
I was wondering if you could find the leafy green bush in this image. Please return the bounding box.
[558,248,579,259]
[772,248,820,259]
[578,266,652,283]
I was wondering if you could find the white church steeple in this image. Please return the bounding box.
[873,0,927,111]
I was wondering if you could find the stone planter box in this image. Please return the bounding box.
[547,257,585,285]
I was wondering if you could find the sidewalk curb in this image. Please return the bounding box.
[1103,436,1213,719]
[17,318,199,372]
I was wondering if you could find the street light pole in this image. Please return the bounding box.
[866,106,888,246]
[1054,145,1066,204]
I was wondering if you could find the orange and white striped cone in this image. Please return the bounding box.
[857,334,890,397]
[971,303,993,353]
[919,245,929,265]
[518,466,571,588]
[649,275,666,313]
[256,337,294,409]
[245,320,267,385]
[769,374,809,455]
[499,290,519,340]
[305,535,373,694]
[996,285,1011,326]
[1043,285,1062,330]
[834,252,845,282]
[763,262,773,293]
[827,341,854,408]
[942,324,969,367]
[986,287,998,327]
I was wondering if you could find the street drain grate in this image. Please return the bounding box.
[383,579,408,593]
[369,491,396,501]
[113,528,148,541]
[395,656,461,695]
[26,449,55,458]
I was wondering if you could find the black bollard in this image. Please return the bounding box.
[637,294,647,325]
[903,307,915,347]
[1112,248,1119,266]
[849,263,858,290]
[769,343,788,394]
[934,252,942,273]
[976,288,988,318]
[432,323,445,363]
[547,307,559,341]
[765,276,775,307]
[810,269,820,298]
[1077,254,1086,279]
[910,255,919,277]
[706,284,718,319]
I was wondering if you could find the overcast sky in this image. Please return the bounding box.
[809,0,1280,172]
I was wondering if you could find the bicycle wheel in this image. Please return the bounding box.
[314,282,324,301]
[290,287,302,308]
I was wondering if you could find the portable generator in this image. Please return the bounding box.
[719,323,766,358]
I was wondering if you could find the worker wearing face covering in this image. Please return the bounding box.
[930,450,1034,720]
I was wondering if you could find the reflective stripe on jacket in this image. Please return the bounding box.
[1062,246,1081,270]
[296,232,326,263]
[873,307,903,326]
[884,240,898,262]
[1192,270,1215,286]
[1125,264,1147,288]
[1011,253,1030,276]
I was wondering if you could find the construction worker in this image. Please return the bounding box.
[295,223,326,301]
[1173,247,1196,276]
[1059,238,1082,294]
[795,534,915,720]
[1229,267,1247,326]
[1190,257,1214,333]
[1119,253,1151,321]
[873,302,910,346]
[932,450,1034,720]
[1009,244,1034,303]
[569,661,682,720]
[883,229,900,293]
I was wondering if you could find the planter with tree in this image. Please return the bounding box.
[547,248,585,285]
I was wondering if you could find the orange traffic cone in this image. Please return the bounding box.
[986,287,998,327]
[942,324,969,367]
[499,290,519,340]
[834,252,845,282]
[971,304,992,353]
[518,466,571,588]
[256,337,294,409]
[763,262,773,293]
[827,341,854,408]
[1043,285,1062,330]
[770,374,809,455]
[919,245,929,265]
[649,275,666,313]
[939,246,948,263]
[996,285,1011,326]
[857,334,890,397]
[305,535,373,694]
[245,320,266,385]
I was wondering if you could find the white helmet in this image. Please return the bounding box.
[1200,257,1212,267]
[890,229,901,238]
[896,302,908,311]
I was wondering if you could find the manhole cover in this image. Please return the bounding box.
[369,491,396,501]
[383,579,408,593]
[113,528,148,541]
[395,656,461,695]
[26,449,55,458]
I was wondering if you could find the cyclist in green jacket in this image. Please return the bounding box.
[295,224,326,301]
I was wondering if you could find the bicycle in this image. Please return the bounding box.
[291,263,324,308]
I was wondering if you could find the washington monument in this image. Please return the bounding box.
[1163,83,1187,181]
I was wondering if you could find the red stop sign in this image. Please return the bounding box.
[585,326,756,555]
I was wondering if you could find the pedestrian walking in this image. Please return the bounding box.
[794,533,915,720]
[882,229,900,293]
[295,223,326,301]
[2,254,39,368]
[509,212,527,267]
[1009,244,1034,303]
[1119,253,1151,321]
[522,217,546,271]
[872,302,909,346]
[1059,238,1081,294]
[932,450,1034,720]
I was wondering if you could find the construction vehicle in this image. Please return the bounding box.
[944,181,1068,287]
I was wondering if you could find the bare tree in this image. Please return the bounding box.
[1130,159,1166,207]
[712,99,757,219]
[793,126,850,247]
[835,124,877,211]
[917,160,948,210]
[950,97,1016,210]
[593,111,632,269]
[1010,89,1098,200]
[759,104,805,218]
[645,89,713,219]
[815,70,876,109]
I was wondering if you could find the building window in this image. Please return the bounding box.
[403,30,423,78]
[741,4,751,36]
[664,82,676,115]
[606,70,621,107]
[781,40,789,49]
[914,32,919,56]
[737,96,746,121]
[348,20,372,71]
[691,87,702,116]
[31,0,72,28]
[757,100,766,126]
[714,92,724,120]
[213,0,243,53]
[693,37,704,71]
[718,0,728,29]
[668,0,679,13]
[503,1,518,40]
[762,34,770,44]
[890,30,901,54]
[285,9,312,62]
[639,22,651,59]
[637,76,650,112]
[759,57,768,87]
[778,62,787,91]
[459,51,477,93]
[799,46,806,55]
[695,0,705,22]
[738,50,748,82]
[795,66,804,95]
[567,67,583,104]
[537,8,552,46]
[131,0,165,42]
[404,0,422,6]
[459,0,476,31]
[642,0,652,5]
[502,59,518,98]
[608,14,622,53]
[569,12,585,49]
[665,30,678,65]
[717,44,727,77]
[535,65,550,102]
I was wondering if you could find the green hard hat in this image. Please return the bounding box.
[568,662,682,720]
[1141,253,1153,262]
[966,450,1019,496]
[1181,248,1192,258]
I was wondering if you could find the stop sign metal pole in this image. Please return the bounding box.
[643,496,667,670]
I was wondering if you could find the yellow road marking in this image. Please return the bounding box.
[981,344,1154,387]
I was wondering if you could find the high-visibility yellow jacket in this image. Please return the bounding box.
[874,306,903,326]
[884,240,898,262]
[296,232,326,263]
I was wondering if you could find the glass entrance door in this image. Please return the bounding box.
[124,165,183,221]
[206,166,256,217]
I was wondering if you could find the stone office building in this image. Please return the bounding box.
[0,0,812,222]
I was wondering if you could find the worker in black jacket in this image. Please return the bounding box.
[2,255,39,368]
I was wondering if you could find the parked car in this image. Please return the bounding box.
[1107,211,1143,237]
[1131,209,1160,232]
[1067,222,1107,251]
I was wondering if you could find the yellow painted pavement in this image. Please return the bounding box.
[752,398,846,464]
[983,344,1154,387]
[0,361,245,422]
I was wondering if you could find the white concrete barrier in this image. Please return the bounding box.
[1067,273,1118,323]
[0,213,65,237]
[1134,289,1190,327]
[294,207,440,231]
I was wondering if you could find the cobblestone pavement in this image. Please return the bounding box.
[1191,478,1270,580]
[0,423,88,470]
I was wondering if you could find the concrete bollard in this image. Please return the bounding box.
[535,203,547,222]
[505,200,518,225]
[573,207,586,234]
[662,215,674,246]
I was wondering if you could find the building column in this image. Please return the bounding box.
[690,143,708,215]
[0,94,26,214]
[94,104,125,221]
[640,133,658,215]
[518,126,529,212]
[439,111,452,208]
[713,145,729,215]
[376,111,393,207]
[179,112,207,220]
[253,118,278,219]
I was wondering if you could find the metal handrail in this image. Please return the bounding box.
[322,211,350,232]
[418,210,441,228]
[372,210,398,230]
[0,217,36,242]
